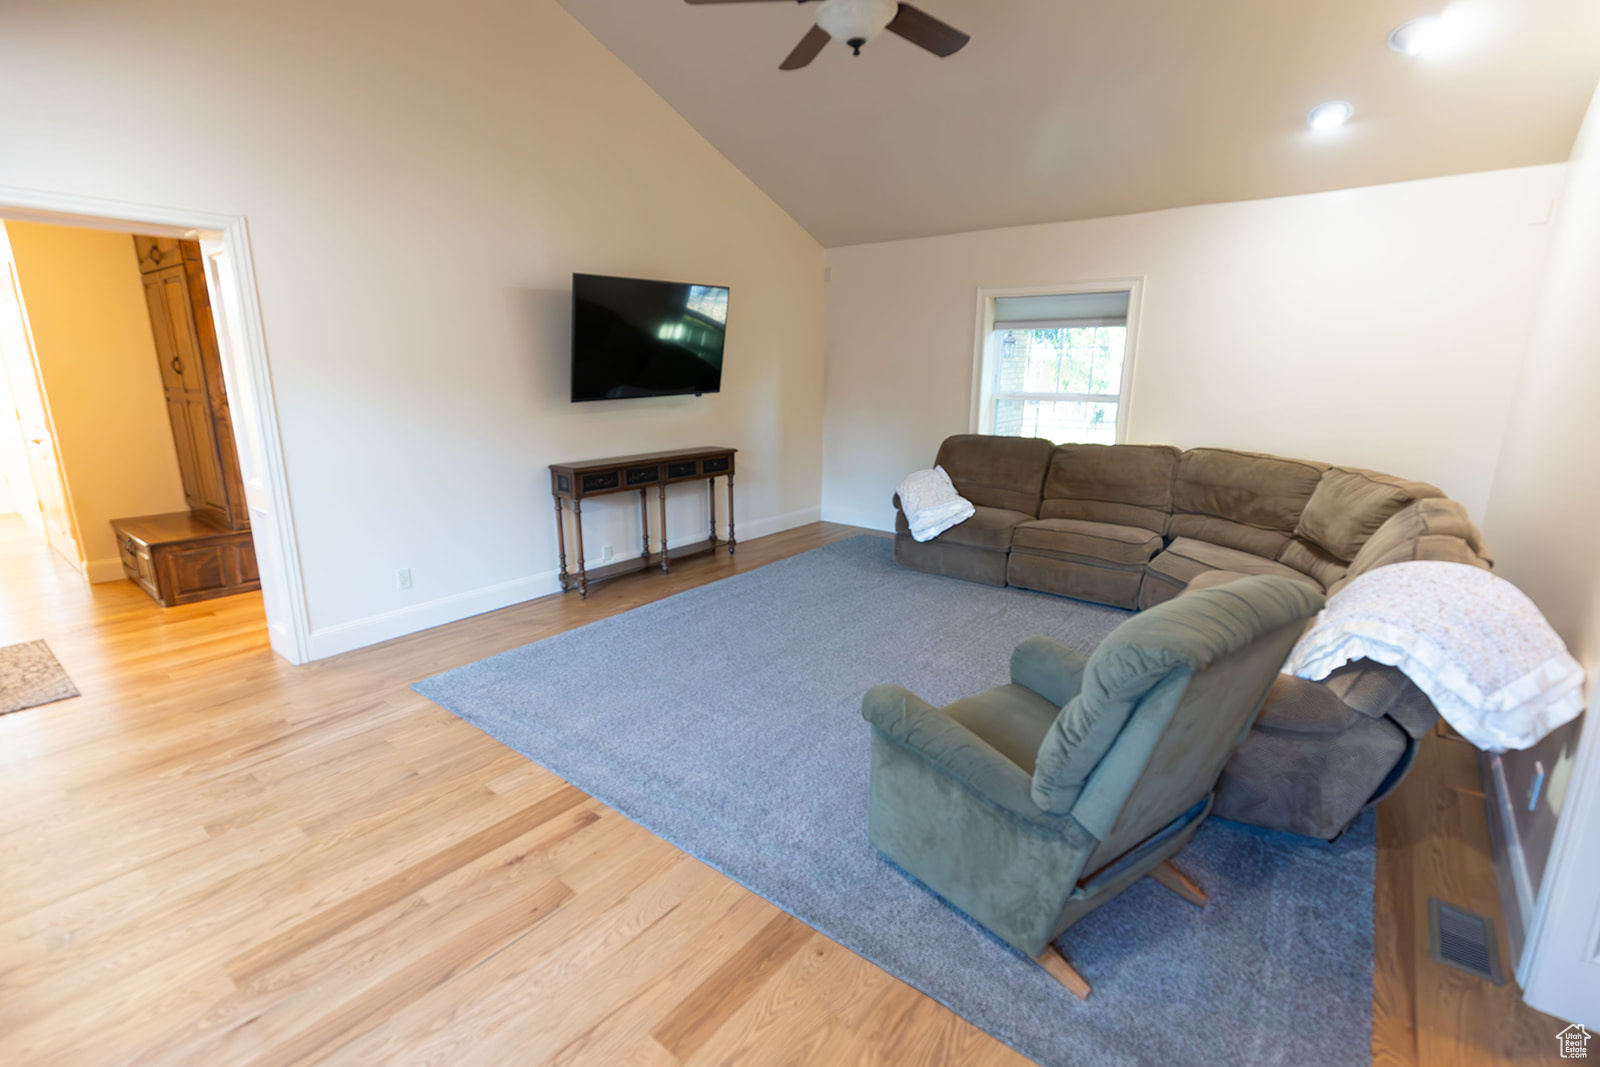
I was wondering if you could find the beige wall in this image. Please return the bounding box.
[0,0,825,643]
[1484,93,1600,655]
[820,165,1563,530]
[1481,83,1600,1021]
[4,221,188,577]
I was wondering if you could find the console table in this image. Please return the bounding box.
[550,446,736,598]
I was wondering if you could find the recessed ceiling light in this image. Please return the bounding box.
[1307,101,1354,130]
[1388,15,1442,55]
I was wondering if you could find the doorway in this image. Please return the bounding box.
[0,234,79,569]
[0,189,308,664]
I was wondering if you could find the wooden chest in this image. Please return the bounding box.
[111,512,260,607]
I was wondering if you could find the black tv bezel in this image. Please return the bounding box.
[569,272,730,403]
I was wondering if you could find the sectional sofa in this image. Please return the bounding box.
[893,434,1493,839]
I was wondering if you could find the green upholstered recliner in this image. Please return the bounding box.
[860,574,1324,997]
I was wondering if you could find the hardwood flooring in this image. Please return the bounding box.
[0,515,1568,1064]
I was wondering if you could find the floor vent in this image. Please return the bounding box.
[1428,898,1504,985]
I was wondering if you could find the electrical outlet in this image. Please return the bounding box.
[397,568,412,590]
[601,544,613,563]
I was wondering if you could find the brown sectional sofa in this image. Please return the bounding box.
[893,434,1493,839]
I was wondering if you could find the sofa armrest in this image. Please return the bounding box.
[861,684,1056,825]
[1252,674,1361,735]
[1009,636,1088,708]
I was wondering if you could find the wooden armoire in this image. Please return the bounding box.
[111,237,260,607]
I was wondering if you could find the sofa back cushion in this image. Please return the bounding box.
[934,435,1056,516]
[1328,498,1492,594]
[1168,448,1327,557]
[1029,575,1325,822]
[1037,443,1180,533]
[1294,467,1442,562]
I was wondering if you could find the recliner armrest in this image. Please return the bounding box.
[861,684,1065,827]
[1009,636,1088,708]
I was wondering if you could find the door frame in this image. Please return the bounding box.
[0,185,311,664]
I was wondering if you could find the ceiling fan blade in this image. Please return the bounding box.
[779,25,831,70]
[885,3,969,57]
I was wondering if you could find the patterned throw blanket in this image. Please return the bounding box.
[1285,561,1586,751]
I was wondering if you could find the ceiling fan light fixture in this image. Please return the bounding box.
[815,0,899,55]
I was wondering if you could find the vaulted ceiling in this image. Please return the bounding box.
[557,0,1600,247]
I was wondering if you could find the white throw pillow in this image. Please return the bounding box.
[896,466,975,543]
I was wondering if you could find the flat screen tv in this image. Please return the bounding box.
[571,273,729,402]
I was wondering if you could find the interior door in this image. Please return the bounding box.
[0,241,79,569]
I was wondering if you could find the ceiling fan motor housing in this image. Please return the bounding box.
[815,0,898,54]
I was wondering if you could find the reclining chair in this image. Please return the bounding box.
[860,575,1323,997]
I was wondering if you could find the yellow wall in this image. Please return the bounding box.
[5,221,189,578]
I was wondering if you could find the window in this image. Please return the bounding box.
[973,286,1137,445]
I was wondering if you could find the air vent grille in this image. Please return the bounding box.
[1428,898,1503,985]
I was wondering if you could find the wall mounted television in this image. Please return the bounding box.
[570,273,730,402]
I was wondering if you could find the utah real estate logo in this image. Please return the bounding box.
[1559,1023,1591,1059]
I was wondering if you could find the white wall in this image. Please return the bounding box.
[1481,81,1600,1027]
[821,165,1564,530]
[0,0,824,654]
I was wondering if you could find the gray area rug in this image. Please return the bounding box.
[415,536,1374,1066]
[0,639,79,716]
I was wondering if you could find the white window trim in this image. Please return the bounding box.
[969,277,1145,443]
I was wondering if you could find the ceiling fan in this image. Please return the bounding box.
[685,0,970,71]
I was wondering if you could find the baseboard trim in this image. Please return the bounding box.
[820,505,894,533]
[85,557,126,584]
[303,505,823,661]
[1483,751,1536,970]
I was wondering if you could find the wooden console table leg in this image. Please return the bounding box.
[554,496,569,592]
[639,488,651,565]
[727,474,736,555]
[658,484,670,573]
[572,499,589,599]
[707,477,718,549]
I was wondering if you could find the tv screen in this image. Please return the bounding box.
[571,273,729,402]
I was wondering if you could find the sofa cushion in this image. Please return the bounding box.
[934,435,1056,515]
[894,535,1010,586]
[895,505,1033,552]
[1169,448,1326,556]
[1330,498,1493,594]
[941,683,1062,775]
[1037,443,1179,533]
[1007,554,1146,609]
[1295,467,1440,562]
[1011,518,1164,566]
[1147,537,1324,592]
[1277,538,1351,590]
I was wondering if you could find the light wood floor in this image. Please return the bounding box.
[0,515,1568,1065]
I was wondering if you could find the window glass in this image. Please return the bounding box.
[989,324,1127,444]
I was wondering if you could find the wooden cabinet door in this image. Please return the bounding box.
[161,544,230,601]
[133,236,184,274]
[144,264,230,523]
[234,541,259,583]
[146,267,207,394]
[181,397,226,512]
